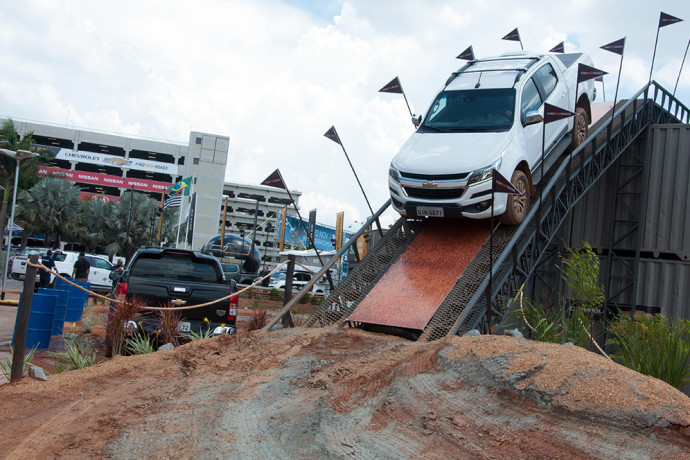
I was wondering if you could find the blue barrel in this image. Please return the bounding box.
[39,288,70,335]
[64,281,90,322]
[13,293,58,350]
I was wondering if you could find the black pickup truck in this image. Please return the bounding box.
[110,248,238,339]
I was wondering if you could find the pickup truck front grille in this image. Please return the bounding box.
[399,171,468,181]
[404,186,466,200]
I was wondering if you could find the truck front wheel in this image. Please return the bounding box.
[500,170,530,225]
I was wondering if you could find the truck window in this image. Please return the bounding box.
[534,64,558,99]
[422,89,515,132]
[130,254,220,283]
[521,79,542,121]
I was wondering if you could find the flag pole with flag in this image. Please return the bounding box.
[260,169,335,290]
[576,63,608,115]
[502,27,523,50]
[549,42,565,53]
[456,45,475,61]
[488,169,522,330]
[542,104,577,208]
[324,126,383,236]
[600,37,626,137]
[650,11,683,84]
[378,77,414,120]
[596,75,606,101]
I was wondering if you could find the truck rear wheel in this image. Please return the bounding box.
[500,170,530,225]
[569,106,588,151]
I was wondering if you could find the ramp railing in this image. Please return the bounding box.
[446,81,690,336]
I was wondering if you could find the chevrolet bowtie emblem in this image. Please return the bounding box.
[171,299,187,306]
[105,157,132,166]
[422,181,438,188]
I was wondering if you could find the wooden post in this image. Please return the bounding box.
[10,254,38,382]
[281,255,295,328]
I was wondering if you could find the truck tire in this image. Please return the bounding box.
[569,106,588,151]
[500,170,530,225]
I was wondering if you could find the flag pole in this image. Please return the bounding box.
[276,170,335,290]
[325,126,383,236]
[674,38,690,98]
[649,22,662,84]
[610,47,625,135]
[157,193,164,245]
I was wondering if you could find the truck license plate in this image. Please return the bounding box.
[177,322,191,332]
[417,206,444,217]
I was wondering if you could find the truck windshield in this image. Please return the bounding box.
[420,88,516,133]
[130,254,220,283]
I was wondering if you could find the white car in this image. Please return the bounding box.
[267,269,331,295]
[389,51,595,224]
[52,251,116,291]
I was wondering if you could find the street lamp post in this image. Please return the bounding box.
[0,148,39,300]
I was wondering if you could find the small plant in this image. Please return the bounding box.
[0,345,38,381]
[252,299,260,309]
[300,292,312,304]
[158,306,182,347]
[292,314,307,327]
[311,294,322,305]
[247,309,271,331]
[126,331,156,355]
[52,334,97,373]
[183,318,214,340]
[607,314,690,388]
[269,288,281,301]
[107,295,146,356]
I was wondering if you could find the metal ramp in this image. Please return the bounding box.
[304,82,690,339]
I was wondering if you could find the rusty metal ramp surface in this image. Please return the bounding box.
[347,220,490,330]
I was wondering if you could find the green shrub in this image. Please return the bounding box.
[126,331,156,355]
[52,334,97,373]
[607,314,690,388]
[269,288,281,301]
[1,345,38,380]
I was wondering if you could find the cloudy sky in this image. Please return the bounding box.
[1,0,689,228]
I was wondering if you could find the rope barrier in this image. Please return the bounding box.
[26,259,290,312]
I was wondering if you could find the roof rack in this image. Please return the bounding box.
[444,56,540,88]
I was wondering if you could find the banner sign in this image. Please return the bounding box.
[38,166,173,193]
[307,209,317,249]
[186,193,197,245]
[280,215,352,251]
[54,148,178,175]
[335,212,344,252]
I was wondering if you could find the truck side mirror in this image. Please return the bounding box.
[523,111,543,127]
[412,114,422,128]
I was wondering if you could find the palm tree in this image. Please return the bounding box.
[15,178,82,247]
[79,196,118,254]
[0,119,51,243]
[104,191,161,260]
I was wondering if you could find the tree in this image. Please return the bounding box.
[104,191,161,260]
[15,178,82,247]
[79,196,118,254]
[0,119,51,245]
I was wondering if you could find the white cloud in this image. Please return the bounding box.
[1,0,689,229]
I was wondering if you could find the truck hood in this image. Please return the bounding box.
[392,131,512,174]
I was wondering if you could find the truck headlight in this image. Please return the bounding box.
[467,158,502,186]
[389,165,400,183]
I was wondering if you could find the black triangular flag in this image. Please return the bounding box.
[600,37,625,56]
[659,11,683,28]
[379,77,403,94]
[456,45,475,60]
[577,63,608,85]
[544,103,576,124]
[549,42,565,53]
[502,27,521,42]
[324,126,342,145]
[492,169,522,195]
[260,169,288,190]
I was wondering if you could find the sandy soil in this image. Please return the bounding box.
[2,319,690,459]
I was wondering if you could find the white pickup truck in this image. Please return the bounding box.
[389,51,596,224]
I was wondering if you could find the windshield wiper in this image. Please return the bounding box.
[419,125,446,133]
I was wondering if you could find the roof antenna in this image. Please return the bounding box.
[475,71,483,88]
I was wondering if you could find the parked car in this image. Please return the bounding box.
[262,269,331,295]
[220,261,260,285]
[388,51,596,224]
[10,247,50,280]
[108,248,238,353]
[11,249,116,292]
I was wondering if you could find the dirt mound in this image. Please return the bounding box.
[1,327,689,459]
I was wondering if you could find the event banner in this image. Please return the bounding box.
[38,166,173,193]
[52,147,179,176]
